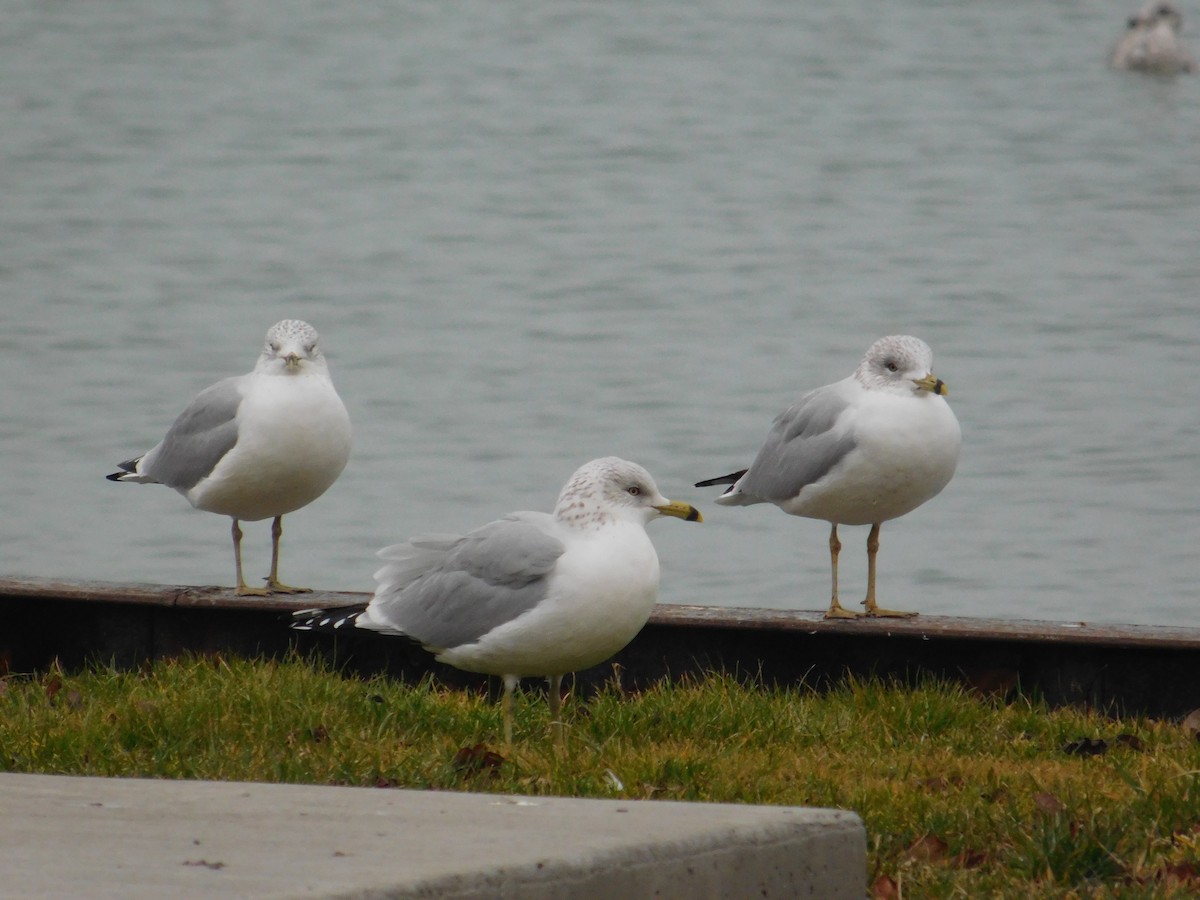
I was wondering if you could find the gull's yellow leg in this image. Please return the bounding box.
[232,519,269,596]
[502,674,518,745]
[825,524,861,619]
[547,674,565,748]
[266,515,311,594]
[862,523,917,618]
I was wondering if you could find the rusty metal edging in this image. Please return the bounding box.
[648,602,1200,650]
[2,576,1199,717]
[3,575,1197,649]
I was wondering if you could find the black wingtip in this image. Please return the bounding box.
[694,469,748,489]
[107,457,142,481]
[289,604,369,633]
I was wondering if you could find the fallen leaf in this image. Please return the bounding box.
[1034,792,1066,814]
[1063,737,1107,757]
[44,677,62,701]
[906,833,948,862]
[1115,733,1144,752]
[982,786,1010,803]
[916,776,950,793]
[452,743,504,775]
[308,725,329,743]
[871,874,899,899]
[1162,861,1200,884]
[950,848,987,869]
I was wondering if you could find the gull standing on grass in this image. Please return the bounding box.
[293,457,702,744]
[696,335,960,620]
[107,319,352,596]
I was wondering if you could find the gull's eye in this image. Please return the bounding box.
[305,343,316,354]
[269,341,281,353]
[885,361,899,373]
[626,485,642,497]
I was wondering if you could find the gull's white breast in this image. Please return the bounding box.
[188,371,351,521]
[441,520,661,677]
[781,389,961,526]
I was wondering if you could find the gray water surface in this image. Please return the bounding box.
[2,0,1198,625]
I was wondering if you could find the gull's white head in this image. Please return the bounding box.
[554,457,703,529]
[1112,1,1195,73]
[855,335,949,398]
[256,319,327,375]
[1129,1,1184,33]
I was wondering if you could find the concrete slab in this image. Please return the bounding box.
[0,772,865,899]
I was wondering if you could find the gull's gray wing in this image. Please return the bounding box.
[731,382,858,503]
[139,376,245,491]
[364,511,566,652]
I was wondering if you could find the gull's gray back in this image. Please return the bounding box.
[731,384,858,504]
[142,376,244,491]
[368,512,566,652]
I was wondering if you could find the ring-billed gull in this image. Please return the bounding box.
[107,320,352,596]
[1111,2,1196,74]
[696,335,960,619]
[294,457,701,743]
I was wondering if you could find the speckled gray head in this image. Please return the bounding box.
[554,457,703,527]
[1130,1,1184,31]
[1112,1,1195,73]
[257,319,326,373]
[854,335,948,397]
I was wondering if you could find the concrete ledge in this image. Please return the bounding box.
[0,773,866,899]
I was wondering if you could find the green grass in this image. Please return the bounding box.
[2,654,1199,897]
